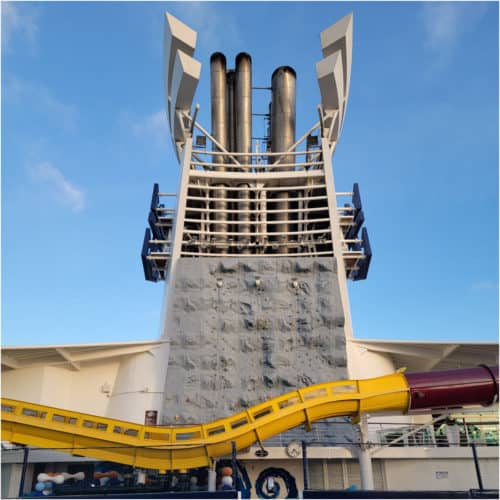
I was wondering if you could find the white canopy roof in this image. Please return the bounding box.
[349,338,498,372]
[1,339,168,372]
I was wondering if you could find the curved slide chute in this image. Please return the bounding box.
[1,366,497,472]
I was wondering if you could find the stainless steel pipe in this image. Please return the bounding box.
[209,53,256,252]
[235,53,252,169]
[270,66,296,171]
[269,66,296,253]
[210,53,228,169]
[226,69,236,158]
[210,53,228,248]
[235,54,252,248]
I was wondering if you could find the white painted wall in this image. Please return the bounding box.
[2,366,46,403]
[2,349,169,424]
[383,457,499,491]
[1,360,120,417]
[39,366,73,409]
[347,341,396,379]
[106,344,169,424]
[69,360,120,415]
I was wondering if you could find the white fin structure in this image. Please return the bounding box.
[316,13,353,147]
[163,12,201,161]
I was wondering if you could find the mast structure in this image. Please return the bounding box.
[141,11,372,424]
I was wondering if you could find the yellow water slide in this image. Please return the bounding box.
[1,373,408,471]
[2,365,497,472]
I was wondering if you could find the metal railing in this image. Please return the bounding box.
[263,420,360,447]
[260,419,499,449]
[369,420,499,448]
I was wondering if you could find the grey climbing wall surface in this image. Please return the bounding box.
[162,256,348,425]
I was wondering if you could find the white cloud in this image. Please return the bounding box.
[421,3,489,52]
[420,3,490,76]
[1,2,39,49]
[472,282,498,291]
[4,75,77,132]
[30,162,85,212]
[119,109,169,148]
[132,110,168,144]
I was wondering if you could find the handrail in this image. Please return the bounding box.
[190,161,324,169]
[187,184,327,192]
[183,217,332,226]
[185,194,328,203]
[182,228,333,237]
[179,250,336,258]
[191,150,319,157]
[185,206,330,215]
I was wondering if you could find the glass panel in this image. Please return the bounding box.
[279,397,299,409]
[207,426,225,436]
[303,388,327,400]
[231,418,248,429]
[175,431,201,441]
[254,407,272,419]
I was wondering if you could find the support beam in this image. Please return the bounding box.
[422,344,459,371]
[55,348,80,371]
[353,341,443,359]
[271,121,321,167]
[208,466,216,492]
[69,345,156,363]
[191,117,241,166]
[1,355,19,370]
[18,446,29,498]
[302,440,309,491]
[358,448,374,490]
[358,416,374,490]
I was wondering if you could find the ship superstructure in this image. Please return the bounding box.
[140,12,372,425]
[143,12,370,284]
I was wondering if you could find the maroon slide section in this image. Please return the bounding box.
[405,365,499,411]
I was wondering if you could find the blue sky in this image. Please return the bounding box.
[2,2,498,346]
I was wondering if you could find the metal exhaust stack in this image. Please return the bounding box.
[210,52,228,250]
[270,66,296,253]
[270,66,296,164]
[235,53,252,166]
[226,70,236,156]
[235,53,252,248]
[210,52,228,165]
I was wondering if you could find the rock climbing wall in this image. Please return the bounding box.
[162,256,348,424]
